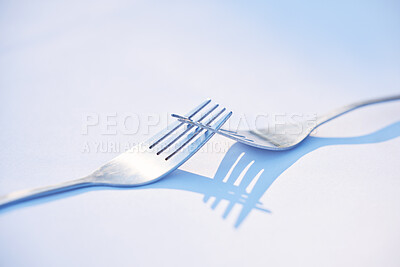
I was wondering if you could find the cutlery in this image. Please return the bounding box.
[0,100,232,208]
[173,94,400,150]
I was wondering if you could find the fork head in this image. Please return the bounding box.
[90,100,232,186]
[171,114,312,151]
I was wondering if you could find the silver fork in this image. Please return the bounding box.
[0,99,232,208]
[173,94,400,150]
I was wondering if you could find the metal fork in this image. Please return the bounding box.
[173,94,400,150]
[0,99,232,208]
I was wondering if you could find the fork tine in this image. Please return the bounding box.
[173,114,254,142]
[148,99,211,148]
[171,114,246,141]
[165,110,232,161]
[219,129,237,134]
[164,107,227,160]
[156,104,220,155]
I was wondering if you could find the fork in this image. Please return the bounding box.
[172,94,400,150]
[0,99,232,208]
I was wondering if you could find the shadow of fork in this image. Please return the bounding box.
[149,121,400,228]
[1,122,399,229]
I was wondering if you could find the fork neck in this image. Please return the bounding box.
[316,94,400,128]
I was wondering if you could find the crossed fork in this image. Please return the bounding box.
[1,99,399,229]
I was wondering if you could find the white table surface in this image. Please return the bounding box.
[1,1,399,266]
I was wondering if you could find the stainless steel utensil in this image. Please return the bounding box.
[0,99,232,208]
[173,94,400,150]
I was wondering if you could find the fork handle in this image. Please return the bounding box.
[316,94,400,127]
[0,177,95,208]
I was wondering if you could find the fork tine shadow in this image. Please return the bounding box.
[1,122,399,228]
[148,121,400,228]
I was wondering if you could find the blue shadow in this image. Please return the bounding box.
[1,121,400,228]
[148,121,400,227]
